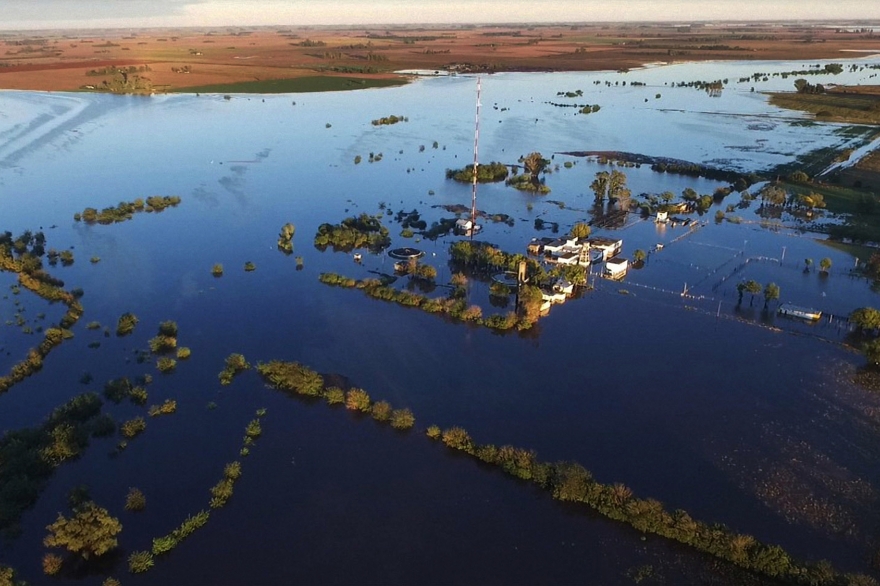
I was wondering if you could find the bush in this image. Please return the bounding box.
[224,461,242,480]
[345,388,371,412]
[120,417,146,439]
[390,408,415,430]
[148,400,177,417]
[245,419,262,439]
[212,263,223,277]
[129,386,148,405]
[325,387,345,405]
[128,550,154,573]
[116,312,138,336]
[426,425,441,439]
[441,427,473,452]
[177,347,191,359]
[156,357,177,373]
[371,400,392,421]
[125,487,146,511]
[42,553,63,575]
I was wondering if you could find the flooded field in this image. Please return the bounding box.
[2,56,880,585]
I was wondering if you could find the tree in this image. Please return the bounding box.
[850,307,880,332]
[681,187,698,202]
[763,282,780,310]
[608,170,631,204]
[44,502,122,560]
[762,186,787,207]
[590,171,610,202]
[521,152,549,188]
[632,249,646,264]
[804,258,813,273]
[743,280,762,306]
[789,170,810,184]
[570,222,591,239]
[819,257,832,273]
[863,338,880,367]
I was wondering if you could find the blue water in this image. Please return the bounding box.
[2,57,880,584]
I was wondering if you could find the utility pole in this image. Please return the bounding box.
[469,76,481,240]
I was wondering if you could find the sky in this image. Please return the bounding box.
[3,0,879,30]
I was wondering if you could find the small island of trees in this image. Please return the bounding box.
[314,213,391,253]
[507,152,550,194]
[371,114,408,126]
[446,162,509,183]
[74,196,181,224]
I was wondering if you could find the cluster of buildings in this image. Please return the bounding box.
[527,235,628,279]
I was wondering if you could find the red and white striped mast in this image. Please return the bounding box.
[469,76,482,238]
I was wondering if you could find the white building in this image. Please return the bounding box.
[603,257,629,279]
[585,237,623,261]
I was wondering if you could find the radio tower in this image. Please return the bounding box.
[468,76,482,238]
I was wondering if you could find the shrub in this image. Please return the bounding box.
[371,400,392,421]
[224,461,242,480]
[103,578,122,586]
[177,347,191,359]
[156,357,176,373]
[244,261,256,272]
[441,427,473,452]
[212,263,224,277]
[120,417,146,439]
[325,387,345,405]
[148,400,177,417]
[125,487,146,511]
[129,386,148,406]
[219,353,250,385]
[116,312,138,336]
[152,535,176,555]
[244,419,262,439]
[128,550,154,573]
[345,388,371,412]
[42,553,63,575]
[426,425,441,439]
[390,408,415,430]
[256,360,323,395]
[148,335,177,354]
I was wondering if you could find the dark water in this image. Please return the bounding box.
[2,60,880,584]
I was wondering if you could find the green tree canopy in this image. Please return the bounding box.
[570,222,591,239]
[850,307,880,331]
[43,502,121,560]
[520,152,549,186]
[763,282,780,309]
[590,171,610,202]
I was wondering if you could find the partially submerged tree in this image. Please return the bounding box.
[44,502,122,560]
[763,282,780,310]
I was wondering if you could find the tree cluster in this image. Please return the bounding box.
[314,213,391,252]
[446,162,510,183]
[427,425,871,586]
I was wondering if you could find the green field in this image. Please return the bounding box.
[170,76,408,94]
[769,91,880,124]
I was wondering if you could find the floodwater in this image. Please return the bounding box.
[2,57,880,585]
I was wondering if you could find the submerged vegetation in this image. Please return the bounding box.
[277,222,295,254]
[446,162,509,183]
[0,393,104,537]
[0,231,84,395]
[314,213,391,252]
[73,196,181,224]
[219,353,250,385]
[371,114,407,126]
